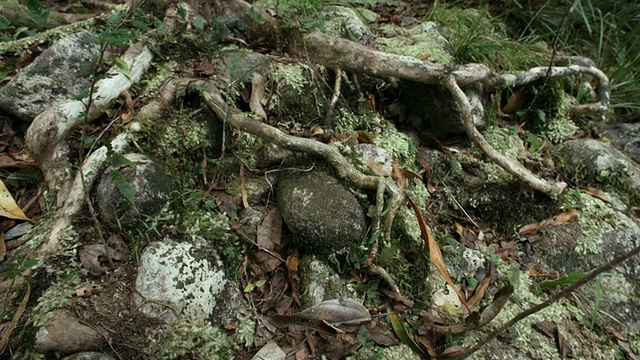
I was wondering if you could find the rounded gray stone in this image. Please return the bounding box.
[277,170,366,255]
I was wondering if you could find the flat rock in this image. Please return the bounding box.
[35,311,108,353]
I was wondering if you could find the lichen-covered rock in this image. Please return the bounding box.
[133,238,244,325]
[277,170,366,256]
[598,122,640,164]
[35,311,108,353]
[555,139,640,199]
[62,352,117,360]
[299,255,350,308]
[94,153,172,232]
[534,225,640,337]
[0,31,101,121]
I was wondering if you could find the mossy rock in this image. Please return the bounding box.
[277,170,366,256]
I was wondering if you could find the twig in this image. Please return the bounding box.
[325,67,342,127]
[457,242,640,359]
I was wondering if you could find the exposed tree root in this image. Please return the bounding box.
[196,80,406,296]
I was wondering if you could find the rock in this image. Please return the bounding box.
[62,352,117,360]
[555,139,640,198]
[133,238,244,325]
[356,143,393,176]
[251,341,286,360]
[598,122,640,164]
[536,225,640,336]
[277,170,366,256]
[35,311,108,353]
[94,153,172,232]
[404,81,486,138]
[299,255,350,308]
[321,5,376,47]
[0,32,101,122]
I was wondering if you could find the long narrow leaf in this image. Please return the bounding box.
[407,196,467,308]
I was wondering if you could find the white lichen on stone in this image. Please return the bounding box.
[147,320,235,359]
[376,23,454,64]
[271,63,310,94]
[563,192,634,255]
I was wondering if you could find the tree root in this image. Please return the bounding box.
[196,80,406,297]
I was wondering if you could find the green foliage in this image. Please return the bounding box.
[5,166,42,188]
[7,258,38,280]
[106,153,137,209]
[427,4,547,71]
[477,0,640,115]
[255,0,325,30]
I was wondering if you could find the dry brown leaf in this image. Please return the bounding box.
[361,157,392,176]
[75,284,103,297]
[254,207,283,273]
[535,321,573,359]
[392,161,407,190]
[478,285,514,326]
[0,283,29,355]
[408,196,467,308]
[0,180,30,221]
[467,276,491,308]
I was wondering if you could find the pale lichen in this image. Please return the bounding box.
[147,320,236,359]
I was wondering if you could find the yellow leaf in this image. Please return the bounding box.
[0,180,30,221]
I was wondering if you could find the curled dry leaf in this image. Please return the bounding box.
[272,299,370,326]
[518,210,580,235]
[79,244,128,276]
[75,284,103,297]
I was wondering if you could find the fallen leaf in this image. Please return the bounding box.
[272,299,370,326]
[240,165,249,209]
[0,180,30,221]
[580,187,612,203]
[195,60,215,75]
[79,244,128,276]
[75,284,103,297]
[392,161,407,189]
[388,313,426,357]
[408,196,467,308]
[478,285,514,326]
